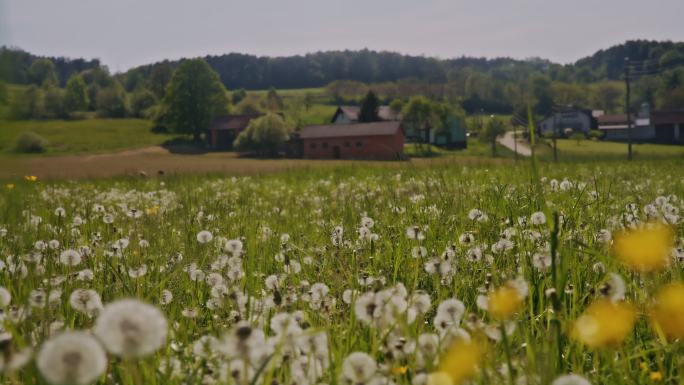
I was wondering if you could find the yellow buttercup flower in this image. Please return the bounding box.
[488,286,523,320]
[391,366,408,375]
[650,372,663,382]
[572,298,635,348]
[430,339,483,385]
[24,175,38,182]
[146,206,160,216]
[650,282,684,340]
[613,223,674,272]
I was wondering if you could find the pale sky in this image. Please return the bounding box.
[2,0,684,72]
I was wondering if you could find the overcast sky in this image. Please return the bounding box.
[2,0,684,72]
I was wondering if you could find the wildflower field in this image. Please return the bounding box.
[1,160,683,385]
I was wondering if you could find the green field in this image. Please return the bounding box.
[535,139,684,161]
[1,159,683,385]
[0,119,177,155]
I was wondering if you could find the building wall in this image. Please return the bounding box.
[539,112,592,136]
[302,133,404,160]
[602,126,656,141]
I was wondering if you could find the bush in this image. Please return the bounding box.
[15,132,48,153]
[234,113,290,156]
[589,129,605,140]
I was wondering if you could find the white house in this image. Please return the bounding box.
[537,107,595,137]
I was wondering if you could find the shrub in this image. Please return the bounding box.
[15,131,48,153]
[589,129,605,140]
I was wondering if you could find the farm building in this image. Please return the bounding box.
[598,113,654,141]
[206,114,262,150]
[537,107,596,137]
[651,110,684,144]
[403,115,467,149]
[332,106,401,124]
[297,121,404,160]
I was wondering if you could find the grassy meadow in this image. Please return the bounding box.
[1,158,683,385]
[0,119,176,156]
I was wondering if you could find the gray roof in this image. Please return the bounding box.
[299,121,403,139]
[335,106,401,122]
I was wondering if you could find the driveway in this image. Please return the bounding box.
[498,131,531,157]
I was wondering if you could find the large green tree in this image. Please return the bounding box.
[358,91,380,122]
[233,113,291,156]
[28,59,59,87]
[148,63,174,98]
[402,96,435,144]
[480,116,506,157]
[64,74,89,113]
[162,59,229,141]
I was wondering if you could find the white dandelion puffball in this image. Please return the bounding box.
[37,331,107,385]
[196,230,213,244]
[0,287,11,307]
[342,352,377,384]
[59,249,82,266]
[551,374,592,385]
[94,299,167,358]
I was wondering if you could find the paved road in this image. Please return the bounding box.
[498,131,532,157]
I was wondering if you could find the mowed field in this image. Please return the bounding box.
[1,159,683,385]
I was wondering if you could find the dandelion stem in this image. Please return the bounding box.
[500,322,515,385]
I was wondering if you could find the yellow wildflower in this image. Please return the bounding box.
[391,366,408,375]
[432,339,483,385]
[5,184,14,190]
[572,298,635,348]
[649,372,663,382]
[146,206,160,216]
[650,282,684,340]
[613,223,674,272]
[487,284,525,320]
[24,175,38,182]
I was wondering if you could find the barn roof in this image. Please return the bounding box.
[651,110,684,125]
[334,106,401,122]
[209,114,262,131]
[300,121,403,139]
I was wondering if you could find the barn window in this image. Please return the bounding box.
[322,142,328,149]
[310,143,316,149]
[356,141,363,147]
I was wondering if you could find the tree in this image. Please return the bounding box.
[130,88,158,117]
[389,99,405,115]
[44,86,66,118]
[232,88,247,105]
[10,85,44,119]
[234,94,265,115]
[402,96,434,145]
[64,74,89,113]
[29,59,58,87]
[0,81,7,105]
[591,82,623,113]
[96,83,129,118]
[163,59,228,141]
[233,113,291,156]
[358,91,380,122]
[148,63,174,98]
[303,92,315,112]
[531,75,554,116]
[480,116,506,157]
[266,88,283,112]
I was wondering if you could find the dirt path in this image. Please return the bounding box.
[498,131,531,157]
[0,147,512,180]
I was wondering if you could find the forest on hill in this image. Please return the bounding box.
[1,40,683,118]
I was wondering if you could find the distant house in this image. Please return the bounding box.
[206,114,262,150]
[404,115,467,149]
[331,106,401,124]
[537,107,596,137]
[298,121,404,160]
[651,110,684,144]
[598,114,654,141]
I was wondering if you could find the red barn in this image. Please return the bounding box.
[206,114,262,150]
[299,121,404,160]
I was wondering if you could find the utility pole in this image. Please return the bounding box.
[625,57,633,161]
[552,110,558,162]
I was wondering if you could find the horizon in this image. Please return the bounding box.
[2,0,684,72]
